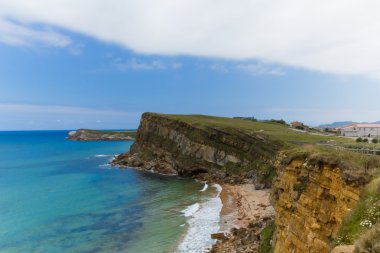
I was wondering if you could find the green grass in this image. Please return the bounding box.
[79,129,137,138]
[282,145,380,177]
[260,221,275,253]
[148,113,352,146]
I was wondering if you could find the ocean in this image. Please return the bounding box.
[0,131,222,253]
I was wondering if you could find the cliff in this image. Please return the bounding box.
[68,129,136,141]
[113,113,284,185]
[272,150,377,253]
[111,112,380,252]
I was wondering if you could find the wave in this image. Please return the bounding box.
[177,184,223,253]
[94,154,114,157]
[98,163,111,168]
[181,203,200,217]
[200,183,208,192]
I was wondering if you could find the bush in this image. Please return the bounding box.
[270,119,287,125]
[373,139,379,144]
[357,137,363,142]
[363,138,369,143]
[260,221,275,253]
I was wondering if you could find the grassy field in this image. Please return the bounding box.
[150,113,352,146]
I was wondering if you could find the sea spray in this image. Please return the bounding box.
[177,184,223,253]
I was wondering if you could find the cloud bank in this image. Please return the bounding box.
[0,1,379,77]
[0,18,71,47]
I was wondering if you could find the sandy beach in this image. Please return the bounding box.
[219,184,275,232]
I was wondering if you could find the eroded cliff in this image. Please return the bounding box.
[113,113,283,185]
[272,153,368,253]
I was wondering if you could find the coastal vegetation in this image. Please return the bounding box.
[336,177,380,246]
[157,113,348,145]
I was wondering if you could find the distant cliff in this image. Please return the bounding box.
[112,113,283,186]
[68,129,136,141]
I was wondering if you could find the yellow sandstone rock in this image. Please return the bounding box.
[272,159,362,253]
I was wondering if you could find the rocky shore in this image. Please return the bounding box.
[68,129,135,141]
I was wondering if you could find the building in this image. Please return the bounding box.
[291,121,303,128]
[340,124,380,137]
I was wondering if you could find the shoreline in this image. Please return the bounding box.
[210,183,275,252]
[176,183,223,253]
[219,184,274,230]
[113,165,275,252]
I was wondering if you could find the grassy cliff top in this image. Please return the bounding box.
[78,129,137,138]
[145,113,351,146]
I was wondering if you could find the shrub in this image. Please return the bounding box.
[270,119,287,125]
[357,137,363,142]
[373,139,379,144]
[260,221,275,253]
[363,138,369,143]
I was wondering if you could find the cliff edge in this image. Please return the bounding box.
[112,112,284,186]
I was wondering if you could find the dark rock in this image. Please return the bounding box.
[211,233,227,240]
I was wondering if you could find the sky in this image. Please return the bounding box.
[1,1,380,130]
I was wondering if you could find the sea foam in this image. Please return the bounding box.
[177,184,222,253]
[94,154,112,157]
[181,203,200,217]
[200,183,208,192]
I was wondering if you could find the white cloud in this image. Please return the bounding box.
[111,57,181,71]
[236,63,285,76]
[0,18,71,47]
[210,62,284,76]
[1,1,380,77]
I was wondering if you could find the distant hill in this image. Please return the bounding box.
[318,121,357,128]
[318,121,380,129]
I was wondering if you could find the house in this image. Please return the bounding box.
[340,124,380,137]
[291,121,307,130]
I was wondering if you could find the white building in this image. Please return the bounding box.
[340,124,380,138]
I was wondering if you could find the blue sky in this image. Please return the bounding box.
[1,1,380,130]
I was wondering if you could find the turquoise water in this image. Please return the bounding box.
[0,131,219,253]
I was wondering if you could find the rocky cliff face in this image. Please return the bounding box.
[113,113,282,185]
[272,156,365,253]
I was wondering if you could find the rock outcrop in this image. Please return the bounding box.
[112,113,283,185]
[272,155,365,253]
[68,129,135,141]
